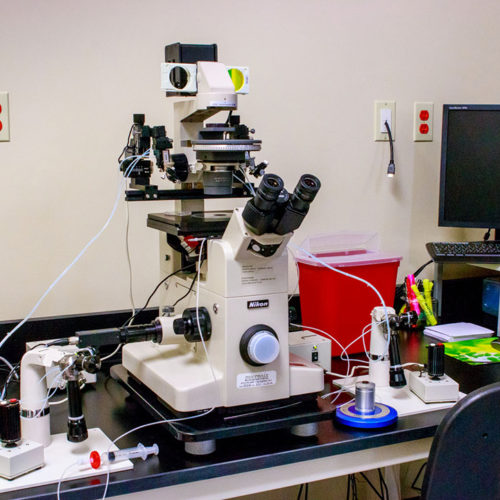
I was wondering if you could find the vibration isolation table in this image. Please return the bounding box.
[3,329,496,500]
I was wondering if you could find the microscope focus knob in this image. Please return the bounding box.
[240,325,280,366]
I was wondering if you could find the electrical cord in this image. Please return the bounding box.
[384,121,395,177]
[411,461,427,492]
[121,262,196,327]
[117,124,134,162]
[358,471,385,500]
[172,261,204,308]
[289,243,391,356]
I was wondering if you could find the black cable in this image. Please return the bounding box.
[118,124,134,162]
[411,461,427,492]
[296,483,303,500]
[378,469,389,499]
[305,483,309,500]
[484,228,492,241]
[122,263,197,327]
[172,259,205,307]
[384,121,395,176]
[395,259,433,304]
[414,259,434,278]
[359,472,384,500]
[225,110,233,126]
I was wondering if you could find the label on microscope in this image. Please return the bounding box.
[237,370,277,389]
[241,264,276,285]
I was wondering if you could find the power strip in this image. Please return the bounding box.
[0,440,44,479]
[409,370,459,403]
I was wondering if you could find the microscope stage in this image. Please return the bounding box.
[110,364,334,447]
[147,210,232,237]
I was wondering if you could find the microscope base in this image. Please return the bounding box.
[111,365,334,455]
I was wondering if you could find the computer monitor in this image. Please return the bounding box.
[439,105,500,233]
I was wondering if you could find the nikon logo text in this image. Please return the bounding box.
[247,300,269,309]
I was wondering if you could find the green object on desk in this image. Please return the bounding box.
[444,337,500,365]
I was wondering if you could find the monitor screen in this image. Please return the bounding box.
[439,105,500,229]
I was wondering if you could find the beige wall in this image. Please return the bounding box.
[1,0,495,322]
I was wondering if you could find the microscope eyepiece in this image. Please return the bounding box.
[295,174,321,202]
[242,174,284,234]
[254,174,284,207]
[242,173,321,236]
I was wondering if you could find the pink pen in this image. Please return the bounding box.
[406,275,421,315]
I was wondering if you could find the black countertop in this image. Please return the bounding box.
[5,329,498,500]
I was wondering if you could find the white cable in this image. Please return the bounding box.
[57,462,79,500]
[125,200,136,318]
[239,166,256,196]
[100,343,123,362]
[326,365,368,380]
[100,407,215,500]
[100,238,220,499]
[0,356,17,380]
[288,243,391,355]
[290,322,351,397]
[0,151,150,352]
[49,397,68,406]
[402,362,425,369]
[33,364,74,417]
[288,256,301,303]
[194,239,219,393]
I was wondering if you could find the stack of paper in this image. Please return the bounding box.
[424,322,494,342]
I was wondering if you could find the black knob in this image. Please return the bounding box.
[173,308,212,343]
[173,317,187,336]
[427,343,445,379]
[170,154,189,182]
[0,399,21,446]
[67,380,88,443]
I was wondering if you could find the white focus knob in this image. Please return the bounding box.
[247,331,280,365]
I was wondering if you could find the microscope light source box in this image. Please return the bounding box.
[295,232,401,356]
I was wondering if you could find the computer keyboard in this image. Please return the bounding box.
[426,241,500,263]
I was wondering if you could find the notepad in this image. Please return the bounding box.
[424,322,494,342]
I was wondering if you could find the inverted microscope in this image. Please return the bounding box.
[75,43,331,453]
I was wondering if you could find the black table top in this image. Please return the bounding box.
[6,329,498,500]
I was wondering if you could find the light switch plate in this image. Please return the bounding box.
[374,100,395,141]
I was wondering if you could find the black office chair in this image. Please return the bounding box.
[421,381,500,500]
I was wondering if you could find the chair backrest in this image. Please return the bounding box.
[421,381,500,500]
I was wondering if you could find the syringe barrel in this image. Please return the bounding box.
[104,443,159,463]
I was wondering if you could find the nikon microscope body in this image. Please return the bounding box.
[121,45,324,413]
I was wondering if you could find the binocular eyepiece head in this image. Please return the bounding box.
[242,173,321,236]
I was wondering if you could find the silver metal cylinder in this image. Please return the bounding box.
[355,381,375,414]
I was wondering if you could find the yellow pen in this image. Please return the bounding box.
[423,279,434,312]
[411,284,437,326]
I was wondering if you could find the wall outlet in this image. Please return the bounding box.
[374,100,396,141]
[414,102,433,141]
[0,92,10,142]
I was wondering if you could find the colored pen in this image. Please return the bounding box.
[411,284,437,326]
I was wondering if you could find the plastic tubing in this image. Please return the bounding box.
[288,243,391,356]
[0,151,151,352]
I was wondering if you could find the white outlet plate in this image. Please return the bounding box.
[374,100,396,141]
[0,92,10,142]
[414,102,433,141]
